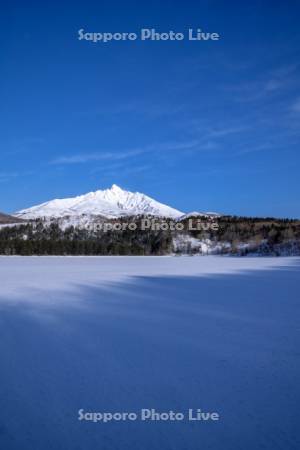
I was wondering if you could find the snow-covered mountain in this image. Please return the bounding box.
[14,184,184,220]
[179,211,221,220]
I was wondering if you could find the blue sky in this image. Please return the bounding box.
[1,0,300,217]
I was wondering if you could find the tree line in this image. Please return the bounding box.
[0,216,299,256]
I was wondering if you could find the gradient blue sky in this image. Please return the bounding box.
[1,1,300,217]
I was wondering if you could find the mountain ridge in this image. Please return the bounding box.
[0,212,24,224]
[14,184,186,220]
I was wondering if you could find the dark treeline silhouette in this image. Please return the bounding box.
[0,216,299,256]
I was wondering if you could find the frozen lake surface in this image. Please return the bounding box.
[0,256,299,449]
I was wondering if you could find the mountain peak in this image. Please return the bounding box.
[110,184,123,192]
[14,185,184,220]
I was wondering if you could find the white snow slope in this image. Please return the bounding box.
[14,184,184,219]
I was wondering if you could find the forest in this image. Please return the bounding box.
[0,215,299,256]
